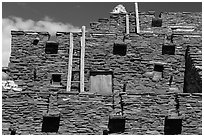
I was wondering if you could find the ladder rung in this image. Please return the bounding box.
[72,70,80,72]
[73,57,80,59]
[71,81,80,83]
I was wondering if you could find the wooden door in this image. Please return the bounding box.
[90,71,113,95]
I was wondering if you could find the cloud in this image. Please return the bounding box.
[2,16,80,67]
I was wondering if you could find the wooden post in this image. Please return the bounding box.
[66,32,73,92]
[126,14,129,34]
[135,2,140,33]
[80,26,85,92]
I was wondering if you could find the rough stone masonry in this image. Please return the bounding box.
[2,4,202,135]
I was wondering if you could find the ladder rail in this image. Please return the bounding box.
[66,32,74,92]
[66,26,85,93]
[80,26,86,92]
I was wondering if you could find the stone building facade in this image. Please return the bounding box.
[2,5,202,135]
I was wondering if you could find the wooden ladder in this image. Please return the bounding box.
[66,26,85,92]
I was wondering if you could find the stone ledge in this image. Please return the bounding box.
[91,33,116,36]
[191,93,202,96]
[79,92,95,96]
[177,93,191,96]
[56,31,81,35]
[43,112,60,117]
[126,92,167,96]
[58,92,79,95]
[11,30,50,35]
[169,25,195,29]
[149,61,167,65]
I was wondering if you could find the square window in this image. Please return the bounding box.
[45,41,59,54]
[108,115,126,133]
[162,45,175,55]
[154,64,164,72]
[113,43,127,56]
[42,116,60,132]
[51,74,61,85]
[164,117,182,135]
[152,18,162,27]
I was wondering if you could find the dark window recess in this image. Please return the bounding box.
[167,34,174,43]
[10,130,16,135]
[71,84,80,92]
[33,68,37,80]
[9,128,16,135]
[45,41,59,54]
[71,71,80,81]
[162,45,175,55]
[42,116,60,132]
[108,115,126,133]
[73,49,80,58]
[32,38,40,45]
[164,117,182,135]
[154,64,164,72]
[51,74,61,85]
[113,43,127,56]
[103,130,109,135]
[152,18,162,27]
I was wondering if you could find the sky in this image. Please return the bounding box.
[2,2,202,67]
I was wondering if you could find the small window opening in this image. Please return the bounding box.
[32,37,40,45]
[152,63,164,81]
[42,116,60,132]
[154,64,164,72]
[108,115,126,133]
[71,71,80,81]
[9,128,16,135]
[164,117,182,135]
[103,130,109,135]
[51,74,61,85]
[158,12,162,18]
[45,41,59,54]
[33,68,37,81]
[166,34,173,43]
[73,49,80,58]
[152,18,162,27]
[162,45,175,55]
[113,43,127,56]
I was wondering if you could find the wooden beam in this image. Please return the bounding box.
[126,14,129,34]
[80,26,86,92]
[66,32,73,92]
[135,2,140,33]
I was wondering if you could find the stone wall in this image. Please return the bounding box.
[2,10,202,135]
[2,89,202,135]
[184,44,202,93]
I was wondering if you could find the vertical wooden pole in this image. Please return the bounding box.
[80,26,85,92]
[135,2,140,33]
[66,32,73,92]
[126,14,129,34]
